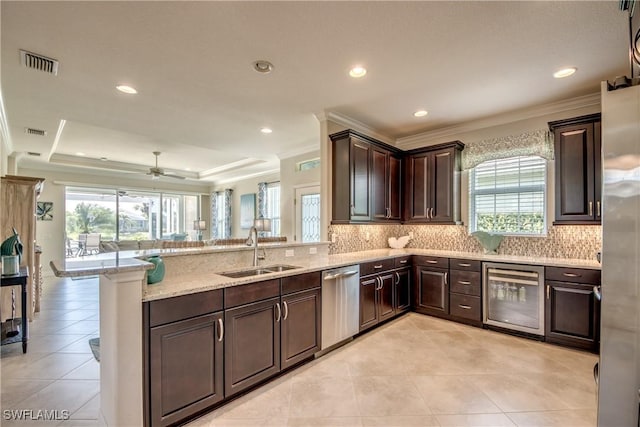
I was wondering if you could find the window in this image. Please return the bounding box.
[296,158,320,171]
[265,182,281,236]
[212,190,231,239]
[469,156,546,235]
[65,187,201,252]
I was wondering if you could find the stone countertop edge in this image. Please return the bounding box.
[49,257,154,278]
[141,248,601,302]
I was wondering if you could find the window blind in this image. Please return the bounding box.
[470,156,546,235]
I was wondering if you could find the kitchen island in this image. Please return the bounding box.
[50,243,599,427]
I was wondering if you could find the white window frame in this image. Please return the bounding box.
[469,155,547,236]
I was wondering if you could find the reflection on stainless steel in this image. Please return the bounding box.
[598,81,640,426]
[320,265,360,351]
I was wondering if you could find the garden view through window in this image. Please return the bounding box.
[469,156,546,235]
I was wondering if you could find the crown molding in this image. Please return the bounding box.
[213,167,281,185]
[396,92,601,148]
[322,111,395,145]
[199,158,267,179]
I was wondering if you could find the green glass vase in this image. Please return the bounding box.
[146,255,165,284]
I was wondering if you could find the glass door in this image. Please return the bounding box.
[483,263,545,335]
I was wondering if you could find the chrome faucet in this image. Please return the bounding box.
[246,226,266,266]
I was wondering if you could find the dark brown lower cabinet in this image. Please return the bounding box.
[360,272,395,331]
[149,312,224,427]
[281,287,321,370]
[224,297,281,397]
[394,268,411,312]
[545,281,599,352]
[360,276,379,331]
[413,265,449,316]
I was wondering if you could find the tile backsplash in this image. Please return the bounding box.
[328,224,601,261]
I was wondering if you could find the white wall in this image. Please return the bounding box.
[19,166,211,276]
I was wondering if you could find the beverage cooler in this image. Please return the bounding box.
[483,262,545,336]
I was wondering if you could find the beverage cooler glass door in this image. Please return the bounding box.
[483,263,545,335]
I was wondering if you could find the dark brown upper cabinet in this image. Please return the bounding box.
[404,142,464,224]
[331,130,402,223]
[549,113,602,224]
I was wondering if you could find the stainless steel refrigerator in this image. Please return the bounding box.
[598,80,640,426]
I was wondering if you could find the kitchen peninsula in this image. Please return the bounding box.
[51,243,600,427]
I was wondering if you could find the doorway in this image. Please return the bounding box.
[294,185,321,242]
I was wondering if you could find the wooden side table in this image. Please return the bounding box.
[1,267,29,353]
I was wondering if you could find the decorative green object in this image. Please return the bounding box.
[471,231,504,254]
[1,228,23,263]
[146,255,165,284]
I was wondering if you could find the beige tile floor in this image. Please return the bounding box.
[1,276,598,426]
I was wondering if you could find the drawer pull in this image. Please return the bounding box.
[458,263,471,267]
[562,272,580,278]
[399,260,408,264]
[458,280,471,285]
[374,264,383,269]
[426,260,438,264]
[458,304,472,310]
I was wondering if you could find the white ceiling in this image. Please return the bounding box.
[0,1,630,185]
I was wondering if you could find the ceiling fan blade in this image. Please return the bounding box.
[163,173,186,180]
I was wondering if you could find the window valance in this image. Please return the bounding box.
[461,129,554,170]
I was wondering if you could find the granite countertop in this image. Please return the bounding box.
[50,245,600,302]
[141,248,600,302]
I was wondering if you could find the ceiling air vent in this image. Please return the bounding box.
[20,49,59,76]
[27,152,41,157]
[24,127,47,136]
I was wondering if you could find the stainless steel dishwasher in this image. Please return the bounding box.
[321,265,360,352]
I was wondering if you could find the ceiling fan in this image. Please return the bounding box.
[147,151,186,180]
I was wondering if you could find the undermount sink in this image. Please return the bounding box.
[219,264,301,278]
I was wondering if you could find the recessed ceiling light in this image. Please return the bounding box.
[260,127,273,134]
[100,157,108,161]
[116,84,138,94]
[414,110,428,117]
[349,66,367,78]
[76,152,85,156]
[253,60,273,74]
[553,67,577,78]
[185,167,191,171]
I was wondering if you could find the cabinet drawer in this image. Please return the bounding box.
[150,289,223,327]
[546,267,601,285]
[394,256,412,268]
[224,279,280,308]
[449,293,481,321]
[412,256,449,269]
[360,258,395,276]
[281,271,321,295]
[449,270,481,296]
[449,258,481,272]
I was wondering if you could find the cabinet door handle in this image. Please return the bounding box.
[275,303,281,322]
[458,280,471,285]
[563,272,580,278]
[378,276,383,290]
[283,301,289,320]
[426,260,438,264]
[593,285,602,301]
[217,318,224,342]
[458,263,471,267]
[589,201,593,217]
[546,285,550,300]
[350,204,355,216]
[597,200,601,218]
[430,207,434,219]
[458,304,472,310]
[426,207,431,219]
[395,272,400,285]
[374,264,383,269]
[444,272,448,285]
